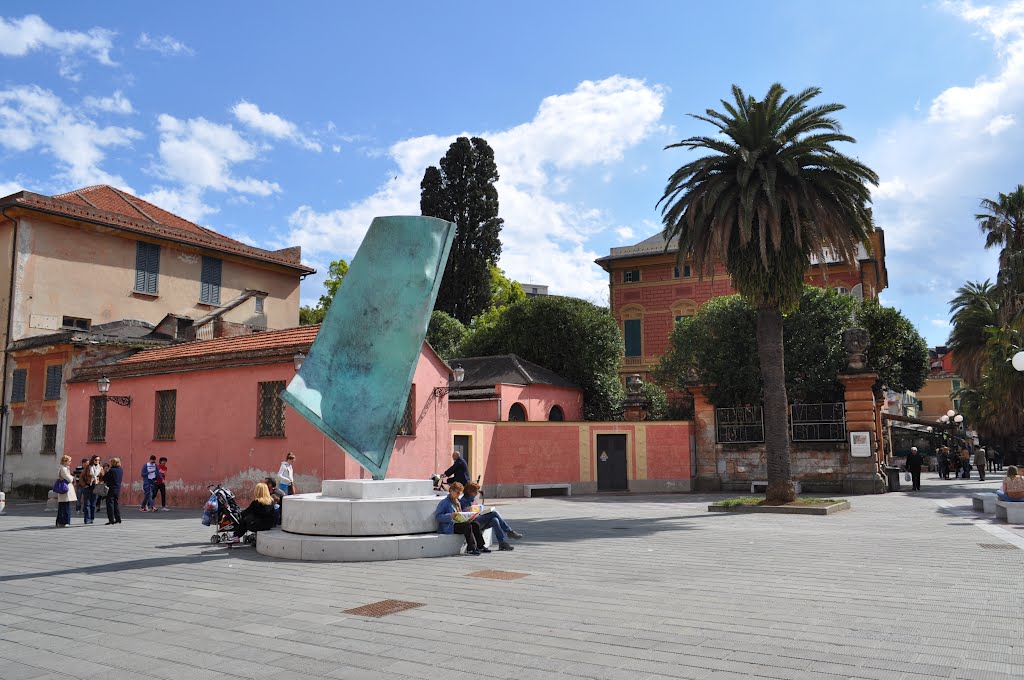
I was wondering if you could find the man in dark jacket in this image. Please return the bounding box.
[103,458,124,524]
[905,446,924,491]
[442,451,470,486]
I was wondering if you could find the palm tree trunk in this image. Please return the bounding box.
[757,305,796,503]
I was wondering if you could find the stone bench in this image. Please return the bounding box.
[995,500,1024,523]
[972,493,998,514]
[257,527,492,561]
[524,483,571,497]
[750,481,801,494]
[0,490,5,515]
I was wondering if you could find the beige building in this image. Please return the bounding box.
[0,185,314,493]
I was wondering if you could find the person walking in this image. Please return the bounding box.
[152,457,169,511]
[103,457,123,524]
[277,453,297,495]
[73,457,87,513]
[905,447,924,491]
[975,447,987,481]
[55,455,76,527]
[959,445,971,479]
[937,447,949,480]
[140,455,158,511]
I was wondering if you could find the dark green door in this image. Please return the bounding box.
[596,434,628,491]
[453,435,470,478]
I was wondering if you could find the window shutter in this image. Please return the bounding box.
[624,320,642,357]
[44,365,63,400]
[11,369,26,402]
[135,242,160,294]
[200,257,222,305]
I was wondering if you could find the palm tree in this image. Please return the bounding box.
[977,184,1024,267]
[947,281,999,387]
[658,84,878,503]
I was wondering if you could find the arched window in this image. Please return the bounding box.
[834,286,850,296]
[548,405,564,421]
[508,403,527,422]
[671,299,698,323]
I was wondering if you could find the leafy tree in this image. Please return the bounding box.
[490,265,526,309]
[977,184,1024,268]
[459,296,624,420]
[658,84,877,503]
[299,259,348,325]
[421,136,504,324]
[425,311,467,362]
[640,381,669,421]
[859,300,929,395]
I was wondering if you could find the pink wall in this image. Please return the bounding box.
[448,383,583,422]
[63,346,451,507]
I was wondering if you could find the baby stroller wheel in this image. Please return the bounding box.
[210,534,221,544]
[243,533,256,545]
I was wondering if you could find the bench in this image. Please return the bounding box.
[972,493,998,514]
[995,500,1024,523]
[524,483,571,497]
[750,481,801,494]
[0,490,5,514]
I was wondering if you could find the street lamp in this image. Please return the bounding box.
[97,376,131,407]
[433,364,465,398]
[293,351,306,372]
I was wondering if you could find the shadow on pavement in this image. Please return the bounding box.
[506,514,711,544]
[0,550,232,583]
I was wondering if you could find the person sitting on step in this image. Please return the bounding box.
[233,482,277,540]
[996,466,1024,503]
[459,481,522,551]
[435,482,488,556]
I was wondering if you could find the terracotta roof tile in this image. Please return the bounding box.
[3,187,314,274]
[118,325,319,365]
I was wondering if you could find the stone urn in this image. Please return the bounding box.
[842,327,870,371]
[623,374,649,421]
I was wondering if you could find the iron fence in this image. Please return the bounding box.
[791,402,846,442]
[715,406,764,443]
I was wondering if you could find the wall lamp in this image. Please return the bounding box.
[294,350,306,372]
[433,364,465,398]
[97,376,132,407]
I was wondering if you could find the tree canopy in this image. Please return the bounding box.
[425,310,467,362]
[421,136,504,324]
[657,83,878,502]
[459,296,624,420]
[299,259,348,325]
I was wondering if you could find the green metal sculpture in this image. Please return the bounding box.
[281,216,456,479]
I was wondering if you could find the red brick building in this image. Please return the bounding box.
[595,230,888,381]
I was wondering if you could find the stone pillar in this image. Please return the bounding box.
[689,385,721,491]
[838,371,887,494]
[622,374,649,422]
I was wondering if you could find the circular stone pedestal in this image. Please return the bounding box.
[256,479,487,562]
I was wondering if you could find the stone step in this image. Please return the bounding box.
[281,493,443,536]
[256,527,492,562]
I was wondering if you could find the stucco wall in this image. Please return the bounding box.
[495,384,583,422]
[62,346,449,506]
[12,217,300,338]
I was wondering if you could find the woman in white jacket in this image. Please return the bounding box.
[56,454,77,527]
[277,452,296,495]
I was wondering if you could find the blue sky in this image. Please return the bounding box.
[2,1,1022,347]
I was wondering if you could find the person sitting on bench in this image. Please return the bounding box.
[233,482,277,539]
[996,466,1024,503]
[459,482,522,552]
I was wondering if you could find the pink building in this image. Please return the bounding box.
[447,354,584,423]
[65,326,453,507]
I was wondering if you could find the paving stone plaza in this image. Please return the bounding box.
[2,476,1023,680]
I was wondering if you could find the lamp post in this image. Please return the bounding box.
[433,364,465,398]
[96,376,133,503]
[293,351,306,372]
[97,376,131,407]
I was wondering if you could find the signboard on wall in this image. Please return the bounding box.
[850,431,872,457]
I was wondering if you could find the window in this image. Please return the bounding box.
[88,397,107,442]
[200,256,222,305]
[953,399,961,412]
[548,405,564,422]
[673,264,692,278]
[951,380,962,393]
[61,316,90,330]
[44,364,63,400]
[154,390,177,440]
[508,403,527,421]
[397,387,415,436]
[624,319,642,357]
[623,268,641,283]
[254,296,265,314]
[8,426,22,454]
[11,368,26,402]
[834,286,850,296]
[672,300,697,324]
[257,381,286,437]
[134,241,160,295]
[43,424,57,454]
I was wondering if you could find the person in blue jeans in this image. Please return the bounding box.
[996,466,1024,502]
[81,455,103,524]
[459,481,523,551]
[435,482,487,555]
[140,455,158,511]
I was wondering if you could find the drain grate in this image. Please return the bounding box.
[467,570,529,580]
[343,599,425,617]
[978,543,1017,550]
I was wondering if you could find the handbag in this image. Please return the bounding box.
[903,471,911,482]
[93,482,109,498]
[53,479,69,494]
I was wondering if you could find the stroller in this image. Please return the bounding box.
[203,484,254,545]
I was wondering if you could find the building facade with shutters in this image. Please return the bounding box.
[63,327,454,507]
[594,230,889,382]
[0,186,313,492]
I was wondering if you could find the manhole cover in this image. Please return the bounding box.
[978,543,1017,550]
[466,570,529,580]
[342,599,425,617]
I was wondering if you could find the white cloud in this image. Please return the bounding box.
[931,318,951,328]
[153,114,280,196]
[136,32,194,56]
[0,15,115,79]
[231,100,321,151]
[282,76,665,304]
[139,185,217,224]
[0,85,140,188]
[83,90,134,114]
[616,227,635,240]
[984,113,1015,134]
[0,180,23,196]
